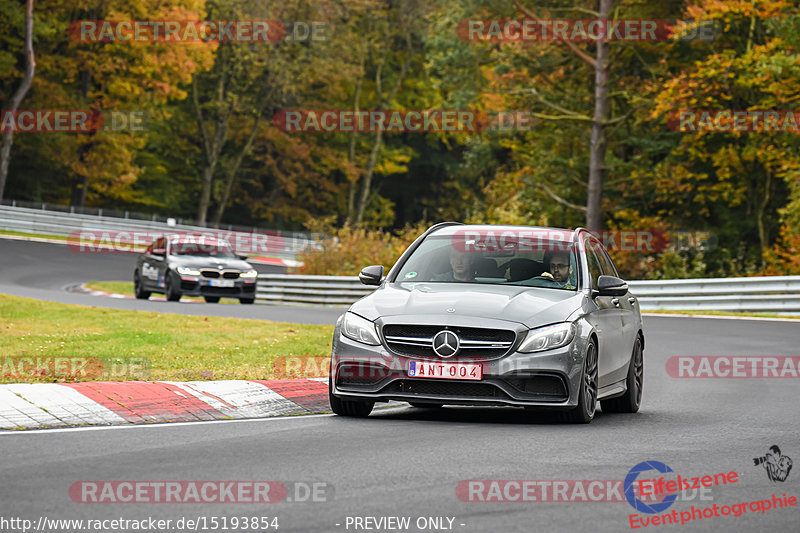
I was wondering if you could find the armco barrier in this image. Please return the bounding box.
[0,204,317,260]
[255,274,800,312]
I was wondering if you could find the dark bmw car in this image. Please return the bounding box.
[329,223,644,423]
[134,234,258,304]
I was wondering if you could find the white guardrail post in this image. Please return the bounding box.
[256,274,800,312]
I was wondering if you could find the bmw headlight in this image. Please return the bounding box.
[518,323,576,353]
[240,269,258,278]
[176,266,202,276]
[342,312,380,345]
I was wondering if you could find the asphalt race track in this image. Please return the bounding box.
[0,238,343,324]
[1,238,799,532]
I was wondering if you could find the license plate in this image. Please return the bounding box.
[407,361,482,381]
[210,279,235,287]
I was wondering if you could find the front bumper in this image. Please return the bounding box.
[177,276,257,298]
[330,327,587,409]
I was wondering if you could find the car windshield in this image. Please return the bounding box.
[169,238,237,258]
[394,232,578,290]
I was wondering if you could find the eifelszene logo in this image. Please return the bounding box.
[625,461,678,514]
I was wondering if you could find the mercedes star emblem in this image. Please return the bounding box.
[432,330,460,358]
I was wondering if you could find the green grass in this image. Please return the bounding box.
[85,281,136,295]
[85,280,238,303]
[0,229,69,241]
[645,309,800,319]
[0,293,333,383]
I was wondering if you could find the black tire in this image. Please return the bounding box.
[562,339,598,424]
[328,376,374,417]
[204,296,221,303]
[165,272,181,302]
[133,271,150,300]
[409,402,443,408]
[239,297,255,304]
[601,336,643,414]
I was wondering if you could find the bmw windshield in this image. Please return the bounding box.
[168,238,237,259]
[394,233,579,290]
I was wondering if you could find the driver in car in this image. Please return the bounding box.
[543,251,576,289]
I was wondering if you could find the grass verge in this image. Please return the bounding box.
[85,281,135,295]
[84,281,225,303]
[0,293,333,383]
[0,229,69,241]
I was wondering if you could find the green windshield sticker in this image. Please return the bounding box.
[405,272,418,279]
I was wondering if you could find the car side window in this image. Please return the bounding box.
[153,238,166,256]
[596,246,620,278]
[584,238,602,290]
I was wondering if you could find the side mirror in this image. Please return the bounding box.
[237,254,248,261]
[596,275,628,297]
[359,265,384,286]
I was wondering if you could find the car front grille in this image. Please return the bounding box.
[382,325,516,360]
[200,269,241,279]
[381,379,505,398]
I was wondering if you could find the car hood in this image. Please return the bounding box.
[167,255,253,271]
[350,282,583,329]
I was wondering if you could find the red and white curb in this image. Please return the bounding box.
[0,378,330,430]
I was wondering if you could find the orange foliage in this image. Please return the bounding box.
[296,224,429,276]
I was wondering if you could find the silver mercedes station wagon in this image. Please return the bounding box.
[328,223,644,424]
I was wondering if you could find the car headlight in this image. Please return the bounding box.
[341,312,381,345]
[240,269,258,278]
[518,322,576,353]
[176,266,202,276]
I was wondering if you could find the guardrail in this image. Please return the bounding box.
[0,204,317,260]
[255,274,800,312]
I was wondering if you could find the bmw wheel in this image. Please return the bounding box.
[601,336,643,414]
[133,271,150,300]
[165,272,181,302]
[563,339,598,424]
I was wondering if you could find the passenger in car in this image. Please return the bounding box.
[432,249,476,282]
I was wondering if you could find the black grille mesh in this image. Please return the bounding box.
[382,325,515,360]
